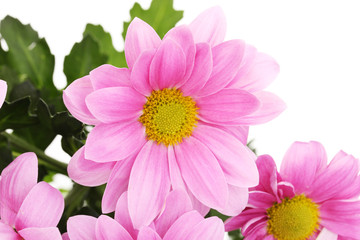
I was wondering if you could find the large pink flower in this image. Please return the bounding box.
[0,80,7,108]
[63,190,224,240]
[63,7,285,228]
[0,152,64,240]
[225,141,360,240]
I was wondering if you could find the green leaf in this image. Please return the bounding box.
[0,66,21,100]
[0,135,13,172]
[0,16,57,97]
[83,24,127,67]
[0,40,8,65]
[0,97,38,132]
[122,0,183,40]
[64,35,108,85]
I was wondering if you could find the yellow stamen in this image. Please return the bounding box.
[139,88,198,146]
[266,194,319,240]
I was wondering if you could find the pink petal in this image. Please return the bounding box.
[317,228,338,240]
[243,221,270,239]
[163,211,203,240]
[0,80,7,108]
[320,200,360,238]
[67,215,97,240]
[0,152,38,226]
[131,49,156,96]
[224,208,266,232]
[86,87,145,123]
[85,121,145,162]
[218,184,249,216]
[128,141,171,229]
[174,137,228,209]
[180,43,212,96]
[235,91,286,125]
[62,233,70,240]
[197,89,260,125]
[309,151,360,202]
[197,40,246,97]
[164,25,195,81]
[186,217,224,240]
[280,141,328,194]
[15,182,64,230]
[90,64,131,90]
[95,215,133,240]
[189,6,226,47]
[248,191,276,209]
[68,146,115,187]
[253,155,280,197]
[155,189,193,238]
[124,18,161,69]
[0,222,21,240]
[241,215,268,236]
[102,157,135,214]
[187,190,210,217]
[137,227,161,240]
[168,146,186,190]
[114,192,137,239]
[277,181,295,199]
[63,76,99,125]
[192,124,258,187]
[229,52,280,93]
[208,124,249,145]
[149,38,186,90]
[18,227,62,240]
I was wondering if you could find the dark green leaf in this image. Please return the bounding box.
[64,35,108,85]
[0,135,13,172]
[228,230,245,240]
[61,136,84,156]
[83,24,127,67]
[0,40,8,65]
[122,0,183,39]
[8,80,39,111]
[0,66,21,101]
[52,112,83,136]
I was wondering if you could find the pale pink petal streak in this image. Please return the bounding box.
[317,228,338,240]
[114,192,137,239]
[90,64,131,90]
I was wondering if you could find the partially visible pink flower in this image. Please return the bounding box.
[0,153,64,240]
[63,7,285,228]
[225,141,360,239]
[64,190,224,240]
[0,80,7,108]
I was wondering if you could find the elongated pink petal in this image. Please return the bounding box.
[189,6,226,46]
[0,152,38,226]
[128,141,171,228]
[236,91,286,125]
[218,185,249,216]
[125,18,161,69]
[192,124,258,187]
[320,200,360,238]
[180,43,212,96]
[15,182,64,230]
[168,146,186,190]
[309,151,360,202]
[0,80,7,108]
[68,147,115,187]
[243,221,269,239]
[102,156,135,213]
[86,87,145,123]
[18,227,62,240]
[114,192,137,239]
[85,121,145,162]
[277,182,295,199]
[131,49,156,96]
[197,89,260,124]
[253,155,279,197]
[280,141,327,194]
[164,25,195,81]
[67,215,97,240]
[90,64,131,90]
[149,38,186,90]
[198,40,246,96]
[137,227,161,240]
[163,211,203,240]
[317,228,338,240]
[0,222,21,240]
[186,217,224,240]
[63,76,99,125]
[248,191,276,209]
[62,233,70,240]
[209,124,249,145]
[95,215,133,240]
[155,190,193,238]
[225,208,266,232]
[187,189,210,216]
[174,137,228,209]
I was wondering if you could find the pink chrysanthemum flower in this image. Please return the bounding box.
[62,190,224,240]
[63,7,285,227]
[0,80,7,108]
[0,152,64,240]
[225,141,360,240]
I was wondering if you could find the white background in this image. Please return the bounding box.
[1,0,360,238]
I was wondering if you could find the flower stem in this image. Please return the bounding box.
[1,132,68,175]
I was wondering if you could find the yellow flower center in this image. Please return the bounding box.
[139,88,198,146]
[266,195,319,240]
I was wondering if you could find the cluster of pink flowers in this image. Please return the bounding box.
[1,6,360,240]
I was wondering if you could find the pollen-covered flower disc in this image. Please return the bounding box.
[63,7,286,228]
